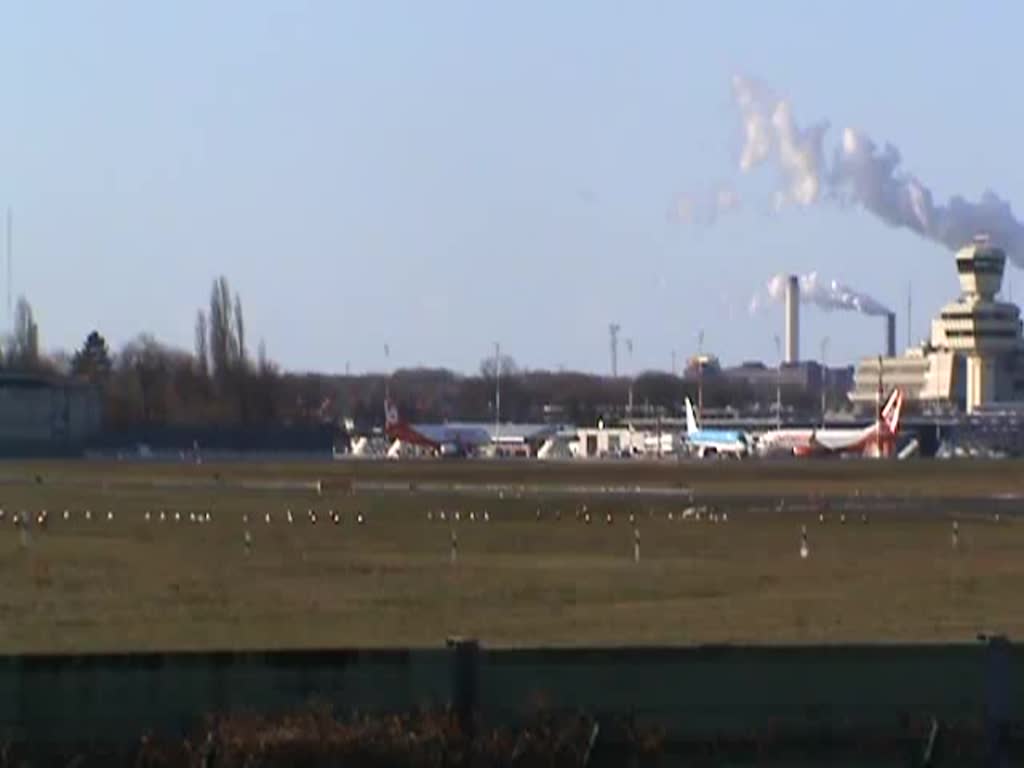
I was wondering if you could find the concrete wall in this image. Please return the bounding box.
[0,642,1015,744]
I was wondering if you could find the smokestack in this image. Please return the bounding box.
[885,312,896,357]
[785,275,799,363]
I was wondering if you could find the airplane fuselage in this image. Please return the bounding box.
[687,429,749,458]
[757,426,895,458]
[755,388,904,459]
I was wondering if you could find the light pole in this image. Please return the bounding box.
[773,334,782,430]
[820,336,830,428]
[622,339,630,417]
[876,355,884,456]
[494,342,501,451]
[697,329,705,421]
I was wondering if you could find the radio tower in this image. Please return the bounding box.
[5,207,11,332]
[609,323,620,378]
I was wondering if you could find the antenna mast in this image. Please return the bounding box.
[876,355,883,456]
[625,338,634,415]
[697,329,705,421]
[5,207,11,332]
[609,324,620,378]
[494,341,501,448]
[906,281,912,348]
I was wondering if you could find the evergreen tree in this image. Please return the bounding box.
[71,331,112,383]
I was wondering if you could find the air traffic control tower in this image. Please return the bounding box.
[852,235,1024,414]
[931,237,1021,413]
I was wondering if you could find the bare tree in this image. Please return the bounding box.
[234,293,246,370]
[208,276,237,382]
[479,354,519,379]
[257,339,269,374]
[8,296,39,370]
[194,310,209,377]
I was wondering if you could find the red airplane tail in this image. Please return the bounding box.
[384,399,402,438]
[869,388,903,458]
[880,388,903,435]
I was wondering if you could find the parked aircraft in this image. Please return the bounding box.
[684,398,752,458]
[756,388,904,458]
[384,400,491,457]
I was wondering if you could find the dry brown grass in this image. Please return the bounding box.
[0,460,1020,653]
[0,708,662,767]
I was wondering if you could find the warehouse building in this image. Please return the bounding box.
[0,373,103,454]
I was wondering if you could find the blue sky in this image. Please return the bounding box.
[1,2,1020,373]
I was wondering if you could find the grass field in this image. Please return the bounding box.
[17,455,1024,496]
[0,459,1022,653]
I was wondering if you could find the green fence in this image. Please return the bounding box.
[0,640,1015,749]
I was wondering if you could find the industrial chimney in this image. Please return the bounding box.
[885,312,896,358]
[784,275,799,363]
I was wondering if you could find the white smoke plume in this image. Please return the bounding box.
[732,74,1024,265]
[733,76,829,209]
[751,272,892,317]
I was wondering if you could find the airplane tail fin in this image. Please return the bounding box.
[385,399,400,431]
[881,388,903,434]
[685,398,699,435]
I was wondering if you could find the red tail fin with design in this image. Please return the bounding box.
[385,400,401,434]
[881,389,903,435]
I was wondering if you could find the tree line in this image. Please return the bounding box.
[4,278,838,433]
[4,278,291,431]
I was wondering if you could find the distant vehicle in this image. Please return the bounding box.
[384,400,490,458]
[684,398,751,458]
[757,388,904,458]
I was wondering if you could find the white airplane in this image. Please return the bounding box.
[684,398,751,458]
[385,400,490,458]
[756,388,904,458]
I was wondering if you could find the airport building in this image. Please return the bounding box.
[851,238,1024,413]
[0,373,103,453]
[683,356,854,415]
[723,360,825,393]
[567,424,679,459]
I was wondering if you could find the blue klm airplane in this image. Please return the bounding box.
[684,398,751,458]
